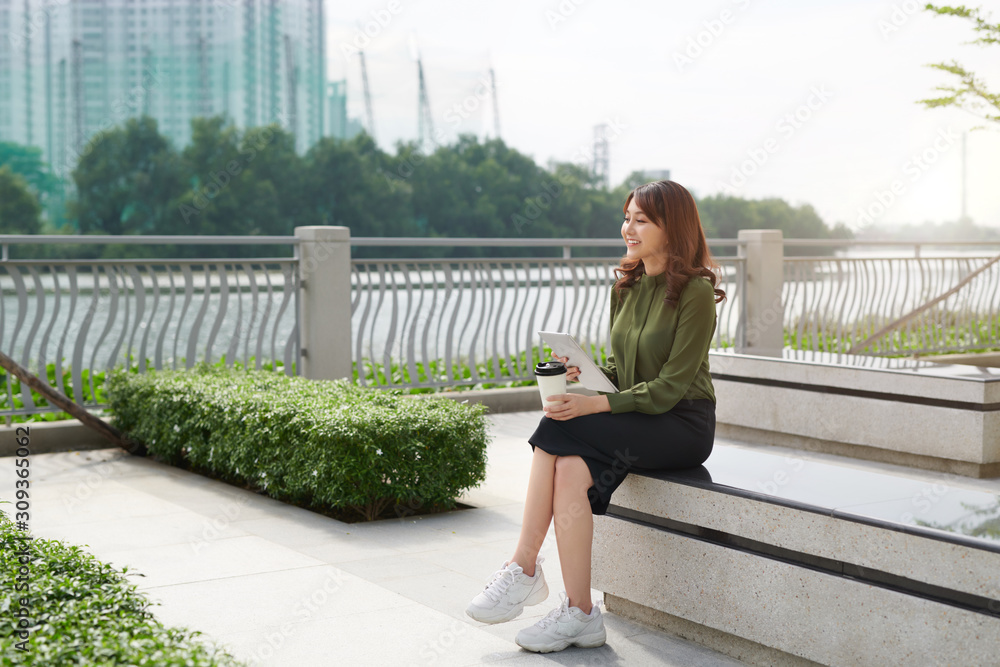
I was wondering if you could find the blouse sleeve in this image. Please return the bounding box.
[596,287,620,390]
[605,278,716,415]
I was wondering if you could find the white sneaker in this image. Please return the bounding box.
[514,592,607,653]
[466,557,549,624]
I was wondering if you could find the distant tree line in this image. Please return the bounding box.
[0,115,853,260]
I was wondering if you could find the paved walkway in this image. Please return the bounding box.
[26,410,748,666]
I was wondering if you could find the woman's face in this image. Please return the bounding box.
[621,197,668,268]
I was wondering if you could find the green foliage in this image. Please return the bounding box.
[920,4,1000,129]
[0,142,60,196]
[0,353,291,424]
[0,508,243,665]
[696,195,853,256]
[0,115,849,260]
[70,117,185,239]
[103,364,490,521]
[0,166,42,234]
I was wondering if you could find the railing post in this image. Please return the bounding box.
[738,229,784,357]
[295,226,352,381]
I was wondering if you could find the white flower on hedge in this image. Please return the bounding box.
[173,424,180,432]
[312,470,318,476]
[376,448,383,456]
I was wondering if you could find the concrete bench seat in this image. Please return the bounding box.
[709,348,1000,478]
[593,441,1000,666]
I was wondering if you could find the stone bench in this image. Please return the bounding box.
[708,349,1000,478]
[592,442,1000,666]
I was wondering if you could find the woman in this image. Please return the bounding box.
[465,180,726,653]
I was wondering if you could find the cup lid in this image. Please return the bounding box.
[534,361,567,376]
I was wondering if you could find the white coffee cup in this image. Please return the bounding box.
[534,361,567,410]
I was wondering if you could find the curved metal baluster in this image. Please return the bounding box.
[17,266,45,411]
[282,262,299,376]
[156,265,177,370]
[255,265,275,372]
[204,263,229,367]
[272,262,296,375]
[513,262,531,379]
[123,264,146,371]
[510,262,526,378]
[175,265,195,370]
[225,263,244,368]
[986,261,1000,346]
[353,263,374,387]
[466,262,489,385]
[38,266,62,397]
[101,265,127,375]
[366,263,389,387]
[138,264,160,374]
[7,266,29,378]
[186,264,214,369]
[493,261,510,381]
[402,263,421,386]
[71,266,99,406]
[443,263,463,385]
[479,261,500,382]
[419,264,439,387]
[241,263,259,369]
[350,262,364,316]
[382,262,400,386]
[55,266,78,398]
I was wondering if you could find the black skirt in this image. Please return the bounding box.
[528,398,716,515]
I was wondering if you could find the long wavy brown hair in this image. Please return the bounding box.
[613,180,727,307]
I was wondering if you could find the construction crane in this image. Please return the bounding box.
[489,66,500,139]
[417,55,434,150]
[358,49,375,140]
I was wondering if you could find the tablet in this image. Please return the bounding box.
[538,331,619,393]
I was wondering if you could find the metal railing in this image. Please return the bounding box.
[0,236,300,419]
[2,234,997,411]
[783,254,1000,356]
[350,255,745,389]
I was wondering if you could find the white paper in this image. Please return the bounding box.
[538,331,619,393]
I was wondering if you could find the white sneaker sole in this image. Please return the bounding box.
[465,579,550,624]
[515,627,607,653]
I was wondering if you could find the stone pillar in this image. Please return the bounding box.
[295,226,352,381]
[737,229,784,357]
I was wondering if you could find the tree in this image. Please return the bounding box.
[69,116,184,236]
[0,141,62,203]
[0,166,42,234]
[919,4,1000,130]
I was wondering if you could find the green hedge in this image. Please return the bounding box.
[0,508,243,666]
[104,364,490,521]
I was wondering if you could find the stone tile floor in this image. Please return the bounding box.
[21,410,752,666]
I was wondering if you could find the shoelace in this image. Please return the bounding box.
[535,596,602,629]
[534,599,571,629]
[481,567,517,603]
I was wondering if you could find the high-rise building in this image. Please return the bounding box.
[325,79,362,141]
[0,0,325,179]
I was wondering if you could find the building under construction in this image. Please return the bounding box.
[0,0,326,177]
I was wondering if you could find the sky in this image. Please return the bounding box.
[325,0,1000,231]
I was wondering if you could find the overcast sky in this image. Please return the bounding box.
[326,0,1000,230]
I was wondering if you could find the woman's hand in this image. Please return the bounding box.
[550,352,580,382]
[543,393,607,420]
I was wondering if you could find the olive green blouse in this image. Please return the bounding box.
[596,271,718,414]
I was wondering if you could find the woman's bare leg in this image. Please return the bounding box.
[509,447,557,577]
[552,455,595,614]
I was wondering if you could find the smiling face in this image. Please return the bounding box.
[621,196,669,275]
